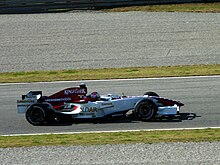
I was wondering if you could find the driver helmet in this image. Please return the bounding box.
[90,92,100,99]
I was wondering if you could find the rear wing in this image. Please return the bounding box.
[17,91,42,113]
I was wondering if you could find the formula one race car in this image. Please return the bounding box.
[17,84,184,126]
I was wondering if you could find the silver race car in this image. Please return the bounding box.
[17,84,184,125]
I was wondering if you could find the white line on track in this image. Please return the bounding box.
[1,75,220,86]
[1,127,220,136]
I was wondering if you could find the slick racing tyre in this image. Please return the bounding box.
[25,105,47,126]
[144,92,159,97]
[134,99,157,121]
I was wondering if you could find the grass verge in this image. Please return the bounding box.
[0,64,220,83]
[0,129,219,148]
[102,2,220,13]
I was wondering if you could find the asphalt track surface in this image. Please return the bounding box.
[0,76,220,135]
[0,12,220,72]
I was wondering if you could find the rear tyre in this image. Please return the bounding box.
[26,105,47,126]
[144,92,159,97]
[134,99,157,121]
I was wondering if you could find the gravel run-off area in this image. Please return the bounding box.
[1,142,220,164]
[0,12,219,72]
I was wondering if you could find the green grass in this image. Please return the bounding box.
[0,64,220,83]
[102,3,220,12]
[0,129,219,148]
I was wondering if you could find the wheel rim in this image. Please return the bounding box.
[27,107,45,124]
[139,105,153,117]
[135,100,156,120]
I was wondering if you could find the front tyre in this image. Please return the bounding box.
[25,105,46,126]
[134,99,157,121]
